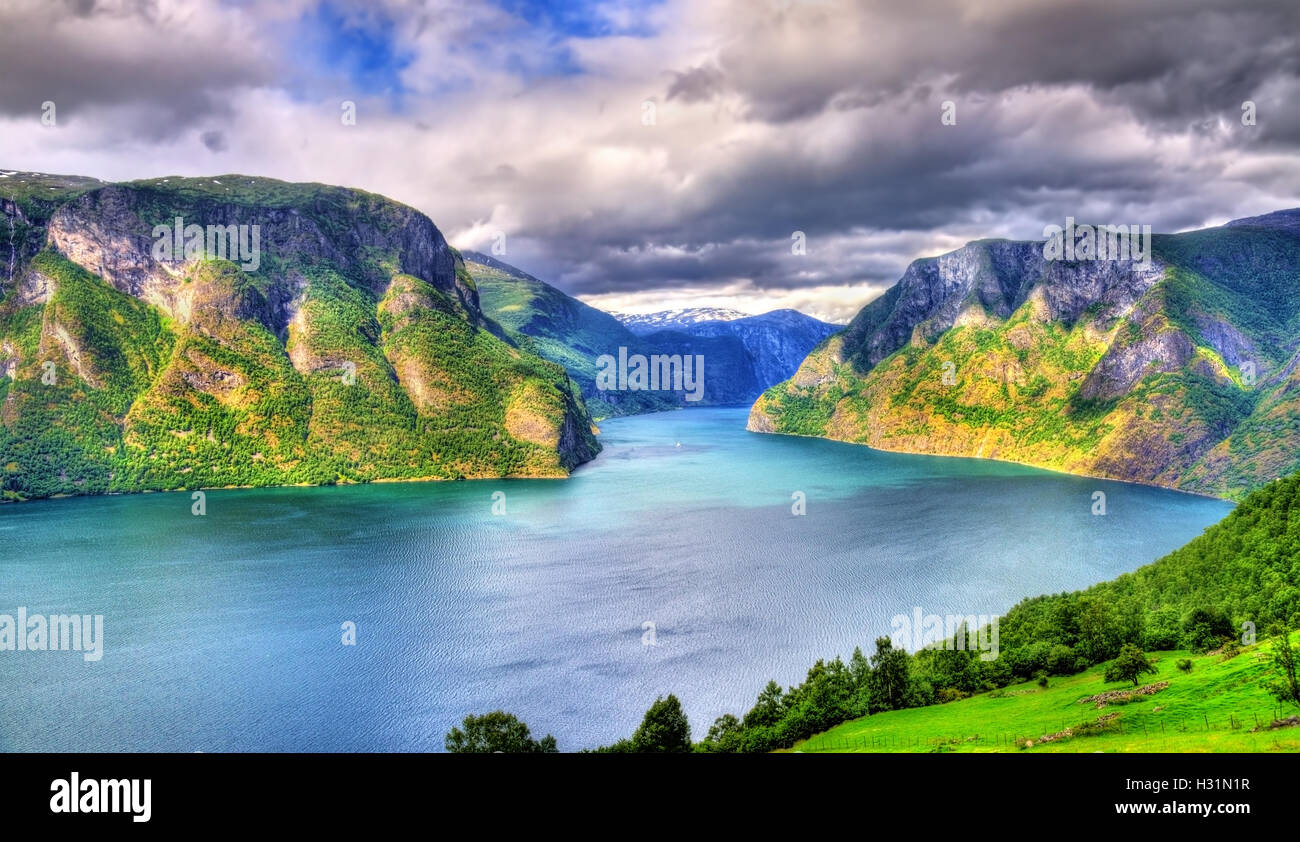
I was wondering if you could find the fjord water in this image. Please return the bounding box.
[0,408,1232,751]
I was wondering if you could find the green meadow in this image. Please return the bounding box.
[790,638,1300,753]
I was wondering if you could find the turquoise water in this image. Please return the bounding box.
[0,408,1232,751]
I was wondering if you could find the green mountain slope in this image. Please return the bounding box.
[466,252,679,417]
[468,251,765,413]
[0,171,598,500]
[750,211,1300,500]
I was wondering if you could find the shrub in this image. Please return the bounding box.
[1009,641,1051,677]
[1182,607,1235,653]
[1046,644,1077,675]
[1072,717,1120,737]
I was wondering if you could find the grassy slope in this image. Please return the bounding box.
[469,256,681,417]
[792,638,1300,753]
[0,171,104,218]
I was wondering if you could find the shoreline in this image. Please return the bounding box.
[745,424,1237,503]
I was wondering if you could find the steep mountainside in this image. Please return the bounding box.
[680,309,843,387]
[471,253,839,412]
[0,171,598,500]
[468,252,762,410]
[750,211,1300,500]
[466,251,679,416]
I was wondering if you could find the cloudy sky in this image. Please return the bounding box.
[2,0,1298,322]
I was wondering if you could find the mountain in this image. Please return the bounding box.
[468,252,762,410]
[750,210,1300,500]
[0,171,599,501]
[471,255,842,412]
[616,307,750,334]
[464,251,680,417]
[681,309,844,388]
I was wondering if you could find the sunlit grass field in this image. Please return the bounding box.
[790,638,1300,753]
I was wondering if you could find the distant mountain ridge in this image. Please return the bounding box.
[681,309,845,390]
[466,253,841,413]
[751,208,1300,500]
[616,307,750,334]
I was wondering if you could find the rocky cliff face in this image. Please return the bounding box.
[751,211,1300,500]
[680,309,843,390]
[45,180,483,332]
[0,172,598,500]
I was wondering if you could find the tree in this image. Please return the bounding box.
[1182,607,1234,652]
[631,695,692,753]
[1268,622,1300,709]
[1103,644,1158,687]
[847,646,872,716]
[1076,597,1121,664]
[701,714,743,752]
[775,658,856,743]
[930,634,979,693]
[1008,640,1051,677]
[444,711,558,753]
[1143,605,1182,651]
[868,636,910,713]
[742,680,786,729]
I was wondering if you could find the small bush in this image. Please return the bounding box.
[1176,658,1193,673]
[1072,717,1120,737]
[936,687,968,704]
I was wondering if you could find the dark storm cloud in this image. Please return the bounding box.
[554,235,916,295]
[711,0,1300,130]
[505,92,1188,297]
[666,64,725,103]
[2,0,1298,316]
[519,0,1300,303]
[200,130,228,152]
[0,0,279,135]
